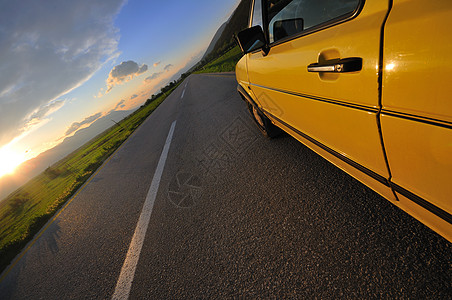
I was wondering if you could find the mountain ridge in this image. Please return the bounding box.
[202,21,229,60]
[201,0,252,63]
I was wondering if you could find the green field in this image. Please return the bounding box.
[195,46,243,74]
[0,85,179,273]
[0,45,242,274]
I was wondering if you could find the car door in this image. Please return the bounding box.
[380,0,452,237]
[247,0,392,196]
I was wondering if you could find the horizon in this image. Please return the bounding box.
[0,0,241,200]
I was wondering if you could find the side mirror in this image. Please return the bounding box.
[235,25,268,55]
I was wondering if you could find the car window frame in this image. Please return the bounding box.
[249,0,365,50]
[249,0,263,28]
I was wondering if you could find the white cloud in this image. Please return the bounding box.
[23,100,66,130]
[0,0,125,147]
[65,112,103,136]
[106,61,148,92]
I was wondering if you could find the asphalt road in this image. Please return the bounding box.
[0,73,450,299]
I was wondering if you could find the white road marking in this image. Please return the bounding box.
[112,121,177,300]
[181,82,188,99]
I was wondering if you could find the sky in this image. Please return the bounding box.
[0,0,241,179]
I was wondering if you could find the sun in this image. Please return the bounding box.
[0,147,26,178]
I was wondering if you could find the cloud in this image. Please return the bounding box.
[164,64,174,72]
[0,0,125,147]
[153,61,161,67]
[106,60,148,92]
[113,99,126,111]
[130,94,138,99]
[24,100,65,129]
[107,99,127,115]
[65,113,102,136]
[143,63,173,83]
[145,72,164,82]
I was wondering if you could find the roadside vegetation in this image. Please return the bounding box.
[0,0,253,275]
[195,46,242,74]
[0,83,180,274]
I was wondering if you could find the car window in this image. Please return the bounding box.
[251,0,263,28]
[267,0,360,43]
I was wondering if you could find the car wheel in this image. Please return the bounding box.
[247,102,282,138]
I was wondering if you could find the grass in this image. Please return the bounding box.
[0,84,180,274]
[195,45,243,74]
[0,43,241,274]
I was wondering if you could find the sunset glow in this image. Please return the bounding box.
[0,0,241,200]
[0,147,26,178]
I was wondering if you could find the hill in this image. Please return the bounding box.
[200,0,252,65]
[202,21,228,60]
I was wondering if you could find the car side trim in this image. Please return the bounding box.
[246,101,390,186]
[382,110,452,130]
[237,84,250,103]
[390,183,452,225]
[238,85,452,225]
[267,108,452,226]
[249,83,379,114]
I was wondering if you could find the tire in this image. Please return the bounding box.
[246,102,282,138]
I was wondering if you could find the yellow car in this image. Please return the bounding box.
[235,0,452,242]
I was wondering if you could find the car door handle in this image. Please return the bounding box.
[308,57,362,73]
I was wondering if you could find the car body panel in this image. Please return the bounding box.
[382,0,452,122]
[382,117,452,214]
[236,0,452,242]
[250,87,389,176]
[380,0,452,239]
[247,0,390,179]
[235,54,249,92]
